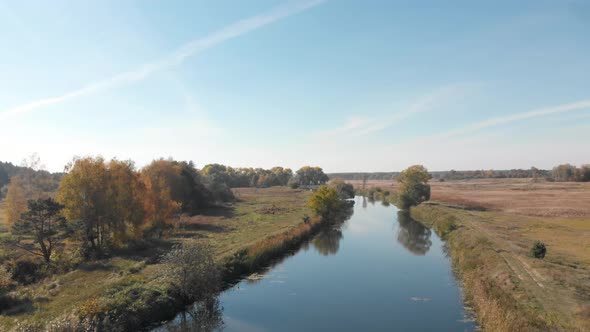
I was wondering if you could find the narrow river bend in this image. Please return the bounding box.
[157,196,476,331]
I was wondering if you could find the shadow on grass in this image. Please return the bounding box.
[112,238,176,262]
[195,205,236,219]
[178,223,230,233]
[0,296,34,316]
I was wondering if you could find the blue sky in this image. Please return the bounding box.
[1,0,589,172]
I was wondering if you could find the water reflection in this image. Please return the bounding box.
[160,297,224,332]
[396,211,432,255]
[311,201,354,256]
[312,227,343,256]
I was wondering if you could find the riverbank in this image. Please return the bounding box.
[411,202,590,331]
[0,187,332,331]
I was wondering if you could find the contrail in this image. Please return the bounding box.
[1,0,326,119]
[426,99,590,142]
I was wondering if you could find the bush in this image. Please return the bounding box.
[530,241,547,259]
[0,266,13,293]
[161,242,220,302]
[9,259,45,285]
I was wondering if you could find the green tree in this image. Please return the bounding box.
[328,178,355,199]
[308,186,341,219]
[397,165,432,209]
[296,166,329,186]
[12,198,66,263]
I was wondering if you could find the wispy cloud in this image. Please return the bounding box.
[424,99,590,142]
[312,84,471,139]
[0,0,326,120]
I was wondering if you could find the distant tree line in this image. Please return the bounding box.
[330,164,590,183]
[328,172,400,181]
[0,158,63,199]
[551,164,590,182]
[329,168,557,181]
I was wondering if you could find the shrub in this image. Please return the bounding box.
[0,265,15,310]
[530,241,547,259]
[161,242,220,302]
[10,258,45,284]
[0,265,13,293]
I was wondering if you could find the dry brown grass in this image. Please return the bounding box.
[410,177,590,331]
[353,178,590,218]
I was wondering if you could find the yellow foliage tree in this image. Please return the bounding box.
[58,157,110,254]
[58,157,153,252]
[140,159,182,237]
[3,177,28,227]
[106,159,146,244]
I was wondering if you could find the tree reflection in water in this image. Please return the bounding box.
[312,227,343,256]
[162,297,224,332]
[311,201,354,256]
[396,211,432,255]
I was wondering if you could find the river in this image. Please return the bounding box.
[156,196,476,331]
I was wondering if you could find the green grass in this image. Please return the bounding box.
[0,187,315,331]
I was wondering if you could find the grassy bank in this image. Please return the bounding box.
[411,203,589,331]
[0,187,331,331]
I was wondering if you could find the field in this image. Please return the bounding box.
[392,178,590,331]
[0,187,313,330]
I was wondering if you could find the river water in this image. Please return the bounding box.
[157,196,476,331]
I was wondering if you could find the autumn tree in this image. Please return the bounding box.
[3,177,28,227]
[139,159,183,237]
[397,165,432,209]
[106,159,146,243]
[12,198,66,262]
[58,157,111,255]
